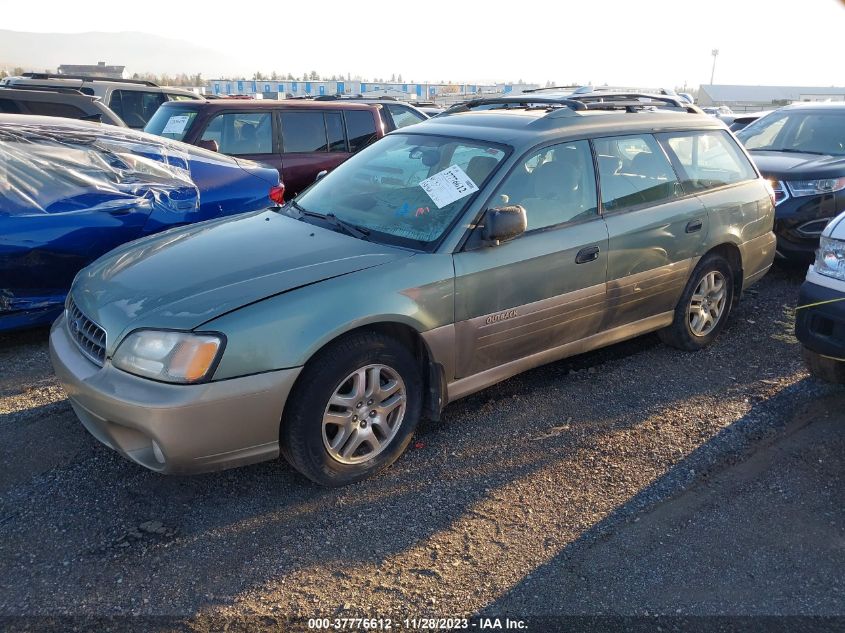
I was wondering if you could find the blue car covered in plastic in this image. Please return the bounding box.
[0,114,282,331]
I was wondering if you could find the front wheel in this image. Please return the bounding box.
[659,253,735,351]
[280,332,422,486]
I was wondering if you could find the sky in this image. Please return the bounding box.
[2,0,844,87]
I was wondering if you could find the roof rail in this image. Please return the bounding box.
[20,72,159,87]
[441,96,587,115]
[0,84,88,96]
[522,85,584,94]
[578,100,702,114]
[571,93,703,114]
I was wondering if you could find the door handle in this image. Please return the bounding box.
[575,245,600,264]
[686,219,703,233]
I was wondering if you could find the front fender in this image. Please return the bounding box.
[205,253,455,380]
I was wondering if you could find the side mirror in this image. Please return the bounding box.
[315,169,329,182]
[482,205,527,245]
[196,139,219,152]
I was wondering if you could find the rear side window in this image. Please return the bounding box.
[345,110,378,153]
[594,134,680,213]
[0,98,22,114]
[200,112,273,155]
[108,90,165,127]
[659,130,757,192]
[21,101,87,119]
[387,104,426,129]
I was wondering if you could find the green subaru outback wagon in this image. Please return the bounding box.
[50,98,776,485]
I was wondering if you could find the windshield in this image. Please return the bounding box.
[737,109,845,156]
[144,106,200,141]
[294,133,509,247]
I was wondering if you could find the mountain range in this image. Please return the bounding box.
[0,30,249,78]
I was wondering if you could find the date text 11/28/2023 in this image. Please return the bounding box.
[307,617,528,630]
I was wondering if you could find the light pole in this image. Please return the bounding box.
[710,49,719,85]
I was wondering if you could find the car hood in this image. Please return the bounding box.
[72,210,412,345]
[749,150,845,180]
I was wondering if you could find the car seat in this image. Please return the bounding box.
[465,155,498,186]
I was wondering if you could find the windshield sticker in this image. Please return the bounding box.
[162,115,191,135]
[419,164,479,209]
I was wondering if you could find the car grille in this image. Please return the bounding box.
[771,180,788,206]
[66,298,106,366]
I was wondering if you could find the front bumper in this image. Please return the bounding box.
[49,313,302,474]
[771,189,842,262]
[795,275,845,361]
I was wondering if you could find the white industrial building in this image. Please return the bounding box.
[699,84,845,112]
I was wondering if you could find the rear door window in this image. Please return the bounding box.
[659,129,757,192]
[279,111,328,152]
[108,90,166,127]
[345,110,378,152]
[200,112,273,155]
[594,134,681,213]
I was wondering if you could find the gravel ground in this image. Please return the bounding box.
[0,265,842,632]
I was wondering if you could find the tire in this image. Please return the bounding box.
[659,253,735,351]
[280,331,423,486]
[803,347,845,384]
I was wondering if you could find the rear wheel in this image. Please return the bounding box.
[659,253,735,351]
[802,347,845,384]
[281,332,422,486]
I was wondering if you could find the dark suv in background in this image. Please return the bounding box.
[737,102,845,262]
[0,74,201,128]
[0,87,126,126]
[145,100,385,197]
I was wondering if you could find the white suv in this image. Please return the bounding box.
[796,211,845,383]
[0,74,200,128]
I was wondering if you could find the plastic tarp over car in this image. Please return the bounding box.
[0,118,203,329]
[0,119,200,216]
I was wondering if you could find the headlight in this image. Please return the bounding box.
[786,177,845,197]
[815,236,845,281]
[112,330,224,383]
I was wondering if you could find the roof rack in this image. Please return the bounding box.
[571,93,702,114]
[20,72,159,87]
[522,85,584,94]
[313,94,399,101]
[441,96,588,115]
[0,84,89,96]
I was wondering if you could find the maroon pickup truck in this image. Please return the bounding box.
[145,100,386,198]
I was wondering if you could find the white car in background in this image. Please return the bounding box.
[796,211,845,383]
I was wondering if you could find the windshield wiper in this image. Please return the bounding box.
[324,213,371,240]
[750,148,828,155]
[287,202,370,240]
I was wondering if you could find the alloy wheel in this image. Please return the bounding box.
[688,270,728,337]
[322,364,407,465]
